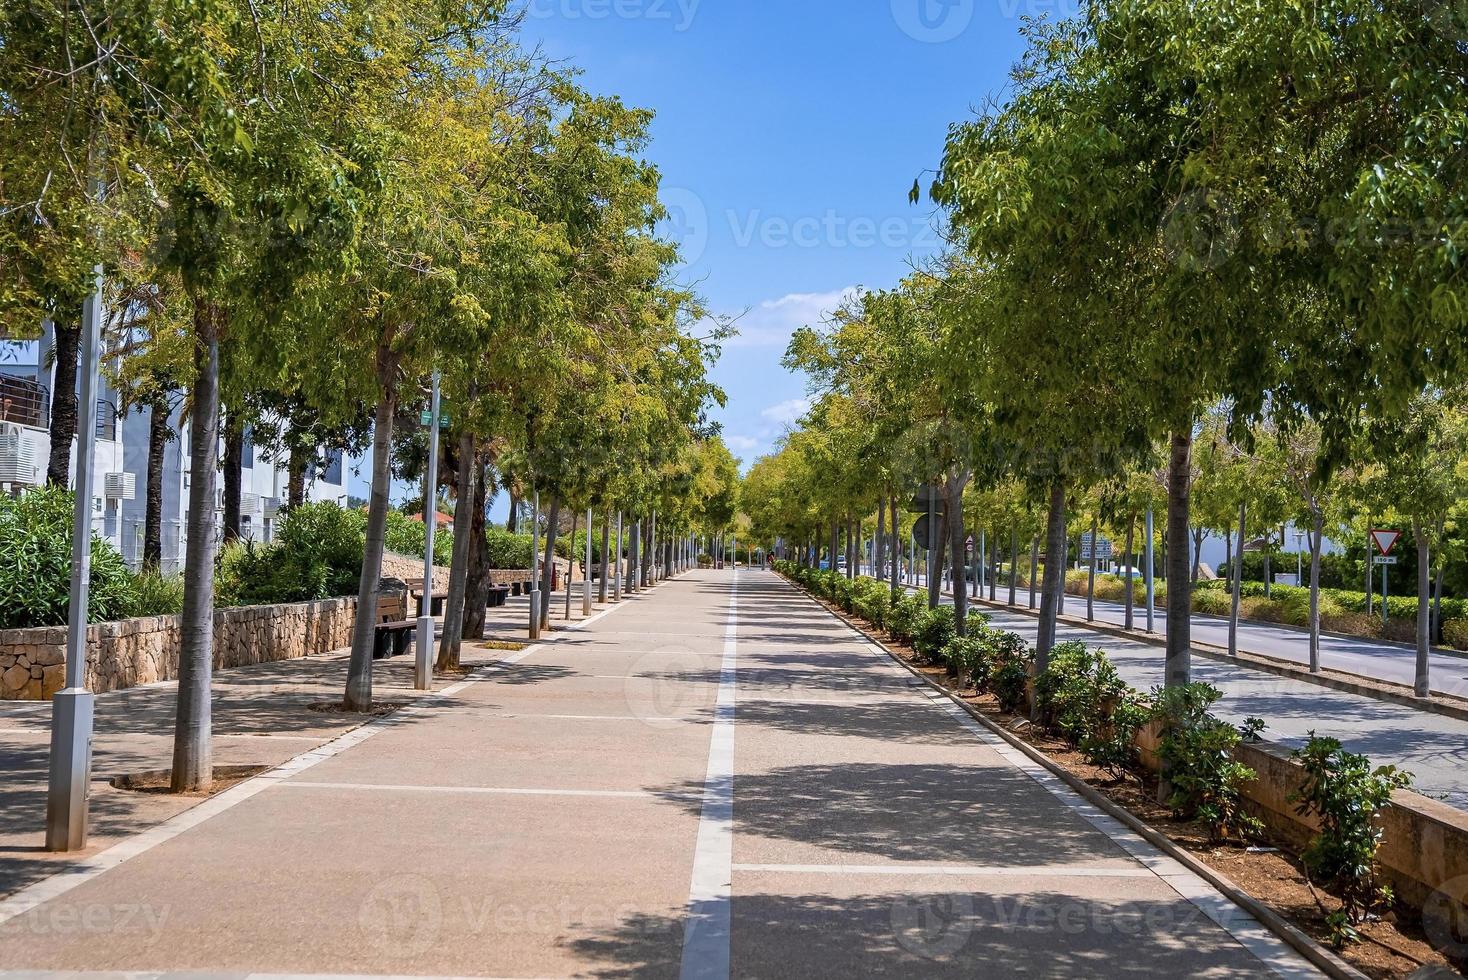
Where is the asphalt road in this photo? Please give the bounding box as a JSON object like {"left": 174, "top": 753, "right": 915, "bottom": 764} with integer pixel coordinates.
{"left": 0, "top": 570, "right": 1318, "bottom": 978}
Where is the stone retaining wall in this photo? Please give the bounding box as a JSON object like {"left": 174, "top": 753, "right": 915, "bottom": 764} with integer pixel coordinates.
{"left": 0, "top": 598, "right": 357, "bottom": 701}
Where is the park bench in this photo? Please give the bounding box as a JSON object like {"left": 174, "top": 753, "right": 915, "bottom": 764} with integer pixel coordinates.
{"left": 405, "top": 578, "right": 446, "bottom": 618}
{"left": 373, "top": 591, "right": 415, "bottom": 660}
{"left": 486, "top": 584, "right": 511, "bottom": 608}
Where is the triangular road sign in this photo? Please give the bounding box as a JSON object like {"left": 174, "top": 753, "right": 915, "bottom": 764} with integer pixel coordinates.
{"left": 1371, "top": 529, "right": 1402, "bottom": 556}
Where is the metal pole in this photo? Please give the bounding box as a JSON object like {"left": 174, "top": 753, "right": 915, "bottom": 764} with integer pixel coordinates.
{"left": 1144, "top": 507, "right": 1156, "bottom": 633}
{"left": 529, "top": 491, "right": 541, "bottom": 640}
{"left": 614, "top": 512, "right": 623, "bottom": 601}
{"left": 46, "top": 253, "right": 103, "bottom": 852}
{"left": 1383, "top": 562, "right": 1389, "bottom": 626}
{"left": 583, "top": 508, "right": 593, "bottom": 616}
{"left": 415, "top": 370, "right": 441, "bottom": 690}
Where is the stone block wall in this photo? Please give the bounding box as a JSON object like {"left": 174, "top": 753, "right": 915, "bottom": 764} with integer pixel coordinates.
{"left": 0, "top": 597, "right": 357, "bottom": 700}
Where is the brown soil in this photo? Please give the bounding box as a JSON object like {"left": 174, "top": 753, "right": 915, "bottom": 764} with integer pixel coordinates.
{"left": 307, "top": 700, "right": 407, "bottom": 717}
{"left": 802, "top": 588, "right": 1462, "bottom": 979}
{"left": 110, "top": 765, "right": 271, "bottom": 797}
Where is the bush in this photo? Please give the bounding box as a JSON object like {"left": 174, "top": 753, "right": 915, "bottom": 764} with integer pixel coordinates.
{"left": 985, "top": 630, "right": 1032, "bottom": 713}
{"left": 1032, "top": 641, "right": 1147, "bottom": 776}
{"left": 943, "top": 634, "right": 989, "bottom": 689}
{"left": 1445, "top": 619, "right": 1468, "bottom": 651}
{"left": 912, "top": 606, "right": 956, "bottom": 664}
{"left": 126, "top": 569, "right": 185, "bottom": 618}
{"left": 0, "top": 486, "right": 136, "bottom": 628}
{"left": 1152, "top": 683, "right": 1260, "bottom": 843}
{"left": 216, "top": 502, "right": 364, "bottom": 606}
{"left": 384, "top": 510, "right": 451, "bottom": 566}
{"left": 485, "top": 528, "right": 536, "bottom": 570}
{"left": 888, "top": 593, "right": 929, "bottom": 644}
{"left": 1291, "top": 735, "right": 1413, "bottom": 944}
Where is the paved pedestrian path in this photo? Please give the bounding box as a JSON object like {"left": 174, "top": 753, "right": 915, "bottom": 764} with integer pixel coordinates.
{"left": 0, "top": 571, "right": 1318, "bottom": 977}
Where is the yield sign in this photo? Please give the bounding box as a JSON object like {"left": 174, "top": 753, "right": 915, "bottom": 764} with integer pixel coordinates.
{"left": 1371, "top": 529, "right": 1402, "bottom": 557}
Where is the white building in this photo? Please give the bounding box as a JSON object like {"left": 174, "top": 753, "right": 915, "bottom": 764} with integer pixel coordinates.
{"left": 1, "top": 325, "right": 349, "bottom": 574}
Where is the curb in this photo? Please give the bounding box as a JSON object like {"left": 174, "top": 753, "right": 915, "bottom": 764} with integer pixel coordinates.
{"left": 777, "top": 575, "right": 1367, "bottom": 980}
{"left": 962, "top": 595, "right": 1468, "bottom": 725}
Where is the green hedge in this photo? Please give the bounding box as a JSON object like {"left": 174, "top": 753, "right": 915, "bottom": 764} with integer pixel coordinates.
{"left": 0, "top": 486, "right": 137, "bottom": 629}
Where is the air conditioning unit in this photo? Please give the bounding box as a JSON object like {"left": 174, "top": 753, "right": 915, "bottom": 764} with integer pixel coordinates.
{"left": 104, "top": 472, "right": 136, "bottom": 500}
{"left": 0, "top": 424, "right": 40, "bottom": 485}
{"left": 241, "top": 492, "right": 260, "bottom": 514}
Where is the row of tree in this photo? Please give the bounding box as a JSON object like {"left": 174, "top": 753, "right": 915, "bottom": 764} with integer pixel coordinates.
{"left": 1, "top": 1, "right": 736, "bottom": 791}
{"left": 742, "top": 0, "right": 1465, "bottom": 698}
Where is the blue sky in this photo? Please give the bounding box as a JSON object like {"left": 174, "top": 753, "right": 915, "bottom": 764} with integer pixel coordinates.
{"left": 348, "top": 0, "right": 1037, "bottom": 506}
{"left": 517, "top": 0, "right": 1032, "bottom": 470}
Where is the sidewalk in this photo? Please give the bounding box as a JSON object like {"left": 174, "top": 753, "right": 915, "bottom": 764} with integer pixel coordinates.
{"left": 0, "top": 587, "right": 602, "bottom": 899}
{"left": 0, "top": 570, "right": 1320, "bottom": 978}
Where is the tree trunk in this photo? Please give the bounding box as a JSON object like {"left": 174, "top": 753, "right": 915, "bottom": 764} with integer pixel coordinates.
{"left": 564, "top": 511, "right": 578, "bottom": 620}
{"left": 1008, "top": 526, "right": 1018, "bottom": 606}
{"left": 171, "top": 301, "right": 221, "bottom": 793}
{"left": 506, "top": 490, "right": 520, "bottom": 533}
{"left": 1036, "top": 478, "right": 1067, "bottom": 672}
{"left": 1415, "top": 521, "right": 1431, "bottom": 698}
{"left": 437, "top": 433, "right": 477, "bottom": 670}
{"left": 221, "top": 412, "right": 243, "bottom": 544}
{"left": 286, "top": 443, "right": 307, "bottom": 510}
{"left": 1029, "top": 536, "right": 1039, "bottom": 610}
{"left": 946, "top": 476, "right": 968, "bottom": 637}
{"left": 1124, "top": 518, "right": 1136, "bottom": 630}
{"left": 143, "top": 397, "right": 169, "bottom": 570}
{"left": 1164, "top": 429, "right": 1194, "bottom": 689}
{"left": 1308, "top": 507, "right": 1324, "bottom": 674}
{"left": 876, "top": 498, "right": 886, "bottom": 585}
{"left": 540, "top": 499, "right": 561, "bottom": 627}
{"left": 343, "top": 343, "right": 400, "bottom": 712}
{"left": 889, "top": 497, "right": 901, "bottom": 601}
{"left": 1191, "top": 527, "right": 1205, "bottom": 583}
{"left": 1262, "top": 547, "right": 1272, "bottom": 598}
{"left": 462, "top": 454, "right": 491, "bottom": 641}
{"left": 1433, "top": 535, "right": 1445, "bottom": 646}
{"left": 1229, "top": 501, "right": 1246, "bottom": 657}
{"left": 45, "top": 320, "right": 80, "bottom": 488}
{"left": 1087, "top": 514, "right": 1098, "bottom": 621}
{"left": 599, "top": 512, "right": 611, "bottom": 603}
{"left": 829, "top": 521, "right": 839, "bottom": 576}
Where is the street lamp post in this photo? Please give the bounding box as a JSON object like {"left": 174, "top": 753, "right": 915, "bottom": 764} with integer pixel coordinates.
{"left": 415, "top": 370, "right": 441, "bottom": 691}
{"left": 45, "top": 255, "right": 104, "bottom": 852}
{"left": 614, "top": 512, "right": 623, "bottom": 601}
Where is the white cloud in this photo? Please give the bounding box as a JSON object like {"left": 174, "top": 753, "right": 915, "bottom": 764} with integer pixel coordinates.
{"left": 725, "top": 434, "right": 761, "bottom": 453}
{"left": 760, "top": 397, "right": 813, "bottom": 427}
{"left": 721, "top": 287, "right": 860, "bottom": 349}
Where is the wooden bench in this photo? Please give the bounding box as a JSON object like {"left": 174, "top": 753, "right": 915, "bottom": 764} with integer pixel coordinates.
{"left": 373, "top": 592, "right": 415, "bottom": 660}
{"left": 404, "top": 578, "right": 446, "bottom": 618}
{"left": 486, "top": 584, "right": 511, "bottom": 608}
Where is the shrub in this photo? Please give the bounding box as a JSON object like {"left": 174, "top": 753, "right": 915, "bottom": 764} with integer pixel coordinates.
{"left": 985, "top": 630, "right": 1031, "bottom": 713}
{"left": 1152, "top": 683, "right": 1260, "bottom": 843}
{"left": 384, "top": 510, "right": 452, "bottom": 566}
{"left": 1290, "top": 735, "right": 1413, "bottom": 944}
{"left": 0, "top": 486, "right": 136, "bottom": 628}
{"left": 216, "top": 502, "right": 364, "bottom": 606}
{"left": 485, "top": 528, "right": 535, "bottom": 569}
{"left": 1445, "top": 619, "right": 1468, "bottom": 651}
{"left": 943, "top": 634, "right": 989, "bottom": 689}
{"left": 888, "top": 593, "right": 929, "bottom": 644}
{"left": 912, "top": 606, "right": 957, "bottom": 663}
{"left": 1032, "top": 641, "right": 1147, "bottom": 776}
{"left": 126, "top": 569, "right": 185, "bottom": 618}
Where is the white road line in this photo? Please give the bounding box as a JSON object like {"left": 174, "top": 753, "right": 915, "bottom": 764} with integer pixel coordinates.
{"left": 0, "top": 647, "right": 540, "bottom": 929}
{"left": 278, "top": 781, "right": 651, "bottom": 799}
{"left": 678, "top": 571, "right": 737, "bottom": 980}
{"left": 733, "top": 863, "right": 1154, "bottom": 878}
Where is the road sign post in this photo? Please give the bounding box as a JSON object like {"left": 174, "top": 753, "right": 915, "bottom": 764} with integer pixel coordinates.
{"left": 415, "top": 370, "right": 441, "bottom": 691}
{"left": 1371, "top": 530, "right": 1401, "bottom": 626}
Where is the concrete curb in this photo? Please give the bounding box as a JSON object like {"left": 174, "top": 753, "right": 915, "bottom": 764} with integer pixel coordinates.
{"left": 777, "top": 574, "right": 1369, "bottom": 980}
{"left": 963, "top": 595, "right": 1468, "bottom": 725}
